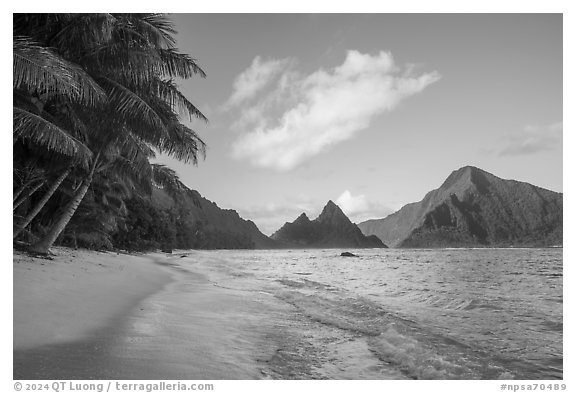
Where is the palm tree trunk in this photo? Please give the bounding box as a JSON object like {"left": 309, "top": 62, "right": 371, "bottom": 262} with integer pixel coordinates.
{"left": 13, "top": 180, "right": 46, "bottom": 211}
{"left": 14, "top": 160, "right": 42, "bottom": 203}
{"left": 28, "top": 175, "right": 92, "bottom": 254}
{"left": 13, "top": 183, "right": 27, "bottom": 203}
{"left": 13, "top": 168, "right": 71, "bottom": 239}
{"left": 29, "top": 152, "right": 100, "bottom": 255}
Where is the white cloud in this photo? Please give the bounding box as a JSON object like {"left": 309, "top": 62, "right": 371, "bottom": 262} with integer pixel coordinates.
{"left": 498, "top": 122, "right": 562, "bottom": 156}
{"left": 225, "top": 56, "right": 293, "bottom": 108}
{"left": 228, "top": 50, "right": 440, "bottom": 171}
{"left": 336, "top": 190, "right": 370, "bottom": 215}
{"left": 335, "top": 190, "right": 394, "bottom": 223}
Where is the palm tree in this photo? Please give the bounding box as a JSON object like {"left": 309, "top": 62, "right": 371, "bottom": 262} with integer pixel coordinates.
{"left": 13, "top": 34, "right": 104, "bottom": 160}
{"left": 13, "top": 16, "right": 104, "bottom": 239}
{"left": 14, "top": 14, "right": 207, "bottom": 254}
{"left": 13, "top": 164, "right": 45, "bottom": 210}
{"left": 13, "top": 167, "right": 72, "bottom": 239}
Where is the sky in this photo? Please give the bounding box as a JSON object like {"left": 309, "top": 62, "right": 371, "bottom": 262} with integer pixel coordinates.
{"left": 156, "top": 14, "right": 563, "bottom": 235}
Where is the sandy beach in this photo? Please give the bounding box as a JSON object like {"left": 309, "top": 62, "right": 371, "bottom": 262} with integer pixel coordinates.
{"left": 14, "top": 248, "right": 172, "bottom": 350}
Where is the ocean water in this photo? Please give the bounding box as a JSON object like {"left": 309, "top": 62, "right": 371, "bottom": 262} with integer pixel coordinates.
{"left": 188, "top": 248, "right": 563, "bottom": 380}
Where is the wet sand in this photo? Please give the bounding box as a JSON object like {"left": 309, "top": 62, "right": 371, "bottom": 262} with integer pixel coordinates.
{"left": 14, "top": 249, "right": 406, "bottom": 380}
{"left": 14, "top": 248, "right": 172, "bottom": 350}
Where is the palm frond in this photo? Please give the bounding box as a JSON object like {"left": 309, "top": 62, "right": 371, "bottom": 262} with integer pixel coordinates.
{"left": 151, "top": 164, "right": 188, "bottom": 197}
{"left": 92, "top": 174, "right": 133, "bottom": 203}
{"left": 104, "top": 155, "right": 153, "bottom": 184}
{"left": 153, "top": 78, "right": 207, "bottom": 122}
{"left": 58, "top": 102, "right": 90, "bottom": 142}
{"left": 159, "top": 123, "right": 206, "bottom": 164}
{"left": 14, "top": 14, "right": 75, "bottom": 44}
{"left": 116, "top": 130, "right": 157, "bottom": 161}
{"left": 83, "top": 45, "right": 160, "bottom": 84}
{"left": 133, "top": 95, "right": 206, "bottom": 164}
{"left": 13, "top": 107, "right": 92, "bottom": 165}
{"left": 50, "top": 14, "right": 116, "bottom": 55}
{"left": 98, "top": 76, "right": 167, "bottom": 135}
{"left": 111, "top": 132, "right": 156, "bottom": 179}
{"left": 117, "top": 13, "right": 177, "bottom": 49}
{"left": 151, "top": 164, "right": 202, "bottom": 207}
{"left": 13, "top": 36, "right": 106, "bottom": 105}
{"left": 83, "top": 45, "right": 206, "bottom": 85}
{"left": 158, "top": 48, "right": 206, "bottom": 79}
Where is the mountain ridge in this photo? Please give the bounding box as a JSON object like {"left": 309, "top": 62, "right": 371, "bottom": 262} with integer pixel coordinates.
{"left": 152, "top": 188, "right": 281, "bottom": 249}
{"left": 271, "top": 201, "right": 387, "bottom": 248}
{"left": 358, "top": 166, "right": 562, "bottom": 248}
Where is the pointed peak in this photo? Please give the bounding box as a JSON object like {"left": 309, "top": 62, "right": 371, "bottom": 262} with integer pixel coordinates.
{"left": 321, "top": 200, "right": 342, "bottom": 213}
{"left": 447, "top": 166, "right": 473, "bottom": 179}
{"left": 442, "top": 166, "right": 475, "bottom": 186}
{"left": 317, "top": 200, "right": 351, "bottom": 225}
{"left": 295, "top": 212, "right": 310, "bottom": 222}
{"left": 439, "top": 165, "right": 496, "bottom": 195}
{"left": 455, "top": 165, "right": 493, "bottom": 177}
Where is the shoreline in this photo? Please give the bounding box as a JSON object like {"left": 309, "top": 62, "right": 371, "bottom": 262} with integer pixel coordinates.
{"left": 13, "top": 247, "right": 173, "bottom": 351}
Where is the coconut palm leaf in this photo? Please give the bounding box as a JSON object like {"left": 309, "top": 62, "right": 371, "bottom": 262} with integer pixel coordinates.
{"left": 97, "top": 76, "right": 168, "bottom": 135}
{"left": 152, "top": 78, "right": 207, "bottom": 122}
{"left": 96, "top": 127, "right": 157, "bottom": 181}
{"left": 49, "top": 14, "right": 116, "bottom": 57}
{"left": 151, "top": 164, "right": 202, "bottom": 207}
{"left": 83, "top": 46, "right": 161, "bottom": 84}
{"left": 58, "top": 102, "right": 90, "bottom": 142}
{"left": 158, "top": 48, "right": 206, "bottom": 79}
{"left": 13, "top": 36, "right": 106, "bottom": 105}
{"left": 14, "top": 107, "right": 92, "bottom": 164}
{"left": 151, "top": 163, "right": 199, "bottom": 207}
{"left": 132, "top": 95, "right": 205, "bottom": 164}
{"left": 151, "top": 164, "right": 184, "bottom": 190}
{"left": 116, "top": 13, "right": 177, "bottom": 49}
{"left": 160, "top": 123, "right": 206, "bottom": 164}
{"left": 101, "top": 155, "right": 153, "bottom": 188}
{"left": 91, "top": 174, "right": 133, "bottom": 206}
{"left": 82, "top": 46, "right": 206, "bottom": 89}
{"left": 91, "top": 46, "right": 206, "bottom": 80}
{"left": 116, "top": 130, "right": 157, "bottom": 162}
{"left": 13, "top": 14, "right": 75, "bottom": 53}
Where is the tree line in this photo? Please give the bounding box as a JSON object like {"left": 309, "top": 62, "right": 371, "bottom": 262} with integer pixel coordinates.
{"left": 13, "top": 13, "right": 208, "bottom": 254}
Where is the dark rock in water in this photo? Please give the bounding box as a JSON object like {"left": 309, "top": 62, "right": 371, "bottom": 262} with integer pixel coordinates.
{"left": 271, "top": 200, "right": 388, "bottom": 249}
{"left": 340, "top": 252, "right": 358, "bottom": 257}
{"left": 358, "top": 165, "right": 563, "bottom": 248}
